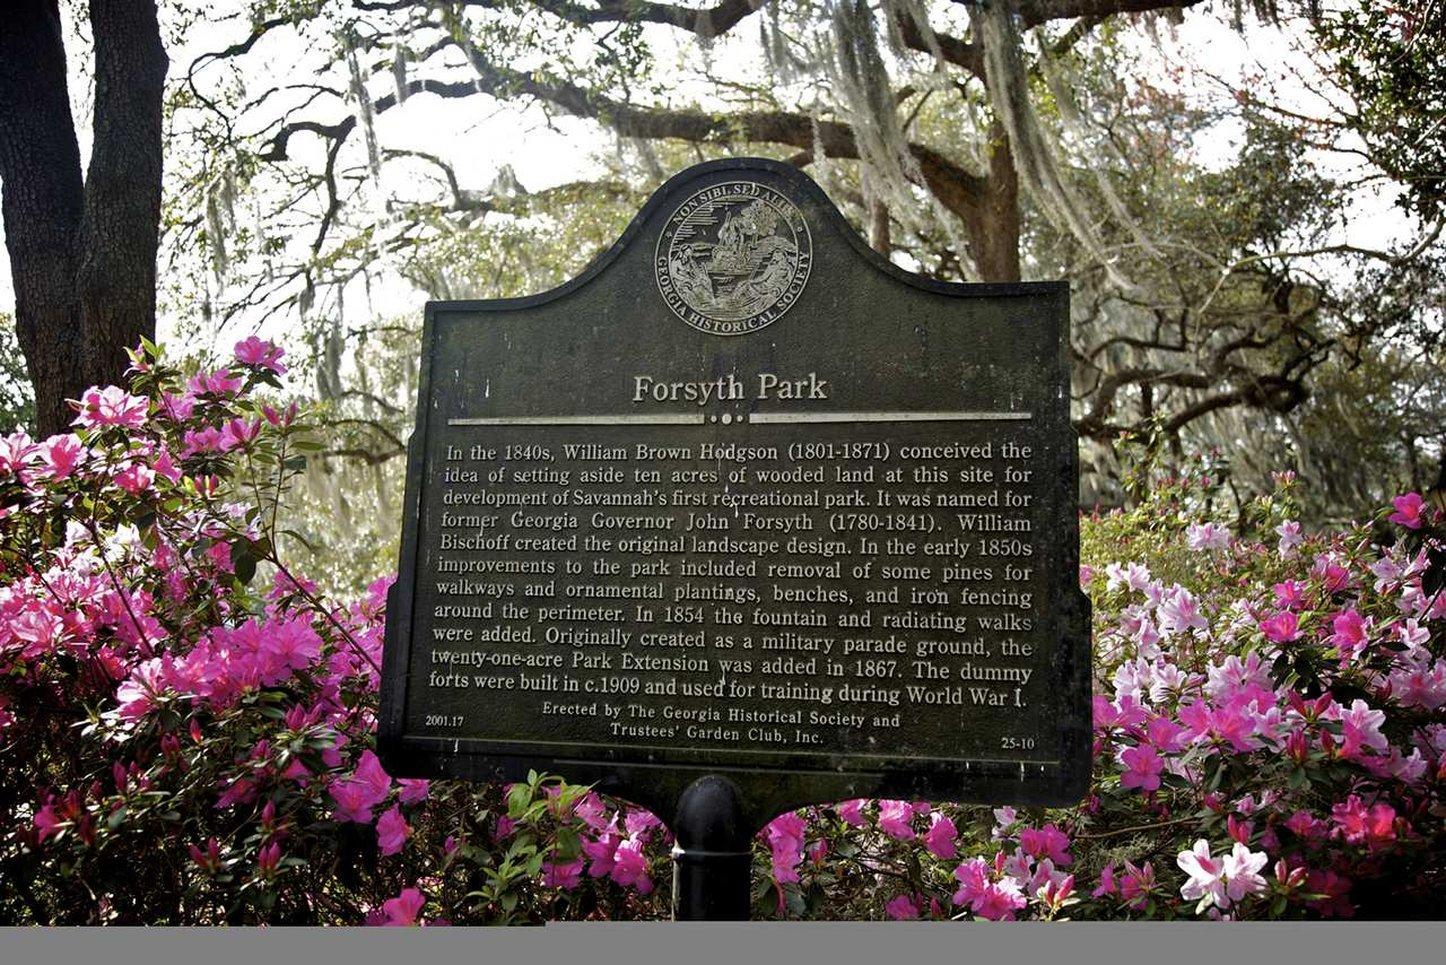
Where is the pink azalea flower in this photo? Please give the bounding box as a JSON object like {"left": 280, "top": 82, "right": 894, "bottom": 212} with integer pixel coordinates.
{"left": 1018, "top": 824, "right": 1072, "bottom": 866}
{"left": 971, "top": 879, "right": 1027, "bottom": 921}
{"left": 885, "top": 894, "right": 921, "bottom": 920}
{"left": 1284, "top": 810, "right": 1328, "bottom": 840}
{"left": 74, "top": 386, "right": 148, "bottom": 429}
{"left": 1389, "top": 650, "right": 1446, "bottom": 710}
{"left": 1157, "top": 586, "right": 1209, "bottom": 636}
{"left": 1306, "top": 869, "right": 1355, "bottom": 918}
{"left": 1331, "top": 795, "right": 1396, "bottom": 848}
{"left": 609, "top": 836, "right": 653, "bottom": 894}
{"left": 379, "top": 887, "right": 425, "bottom": 926}
{"left": 33, "top": 802, "right": 63, "bottom": 842}
{"left": 157, "top": 391, "right": 196, "bottom": 422}
{"left": 542, "top": 858, "right": 585, "bottom": 890}
{"left": 377, "top": 804, "right": 410, "bottom": 856}
{"left": 951, "top": 856, "right": 990, "bottom": 907}
{"left": 1313, "top": 556, "right": 1352, "bottom": 594}
{"left": 765, "top": 811, "right": 808, "bottom": 883}
{"left": 115, "top": 657, "right": 167, "bottom": 720}
{"left": 1186, "top": 522, "right": 1231, "bottom": 552}
{"left": 1221, "top": 842, "right": 1268, "bottom": 904}
{"left": 398, "top": 779, "right": 430, "bottom": 805}
{"left": 924, "top": 812, "right": 958, "bottom": 859}
{"left": 1370, "top": 556, "right": 1404, "bottom": 592}
{"left": 1272, "top": 580, "right": 1307, "bottom": 610}
{"left": 991, "top": 806, "right": 1018, "bottom": 836}
{"left": 235, "top": 336, "right": 288, "bottom": 374}
{"left": 181, "top": 426, "right": 224, "bottom": 457}
{"left": 215, "top": 777, "right": 256, "bottom": 809}
{"left": 1093, "top": 694, "right": 1148, "bottom": 731}
{"left": 187, "top": 369, "right": 244, "bottom": 398}
{"left": 581, "top": 828, "right": 622, "bottom": 877}
{"left": 11, "top": 604, "right": 67, "bottom": 655}
{"left": 1145, "top": 715, "right": 1187, "bottom": 753}
{"left": 1259, "top": 610, "right": 1300, "bottom": 643}
{"left": 262, "top": 401, "right": 299, "bottom": 427}
{"left": 1092, "top": 863, "right": 1117, "bottom": 898}
{"left": 1275, "top": 520, "right": 1303, "bottom": 556}
{"left": 257, "top": 841, "right": 282, "bottom": 875}
{"left": 1396, "top": 618, "right": 1429, "bottom": 648}
{"left": 114, "top": 462, "right": 155, "bottom": 495}
{"left": 260, "top": 616, "right": 323, "bottom": 675}
{"left": 877, "top": 800, "right": 915, "bottom": 840}
{"left": 1338, "top": 699, "right": 1388, "bottom": 759}
{"left": 1205, "top": 652, "right": 1269, "bottom": 699}
{"left": 353, "top": 750, "right": 393, "bottom": 794}
{"left": 152, "top": 448, "right": 182, "bottom": 483}
{"left": 1388, "top": 492, "right": 1425, "bottom": 529}
{"left": 1329, "top": 609, "right": 1371, "bottom": 660}
{"left": 0, "top": 429, "right": 36, "bottom": 478}
{"left": 39, "top": 434, "right": 84, "bottom": 479}
{"left": 219, "top": 418, "right": 262, "bottom": 451}
{"left": 1118, "top": 860, "right": 1155, "bottom": 910}
{"left": 571, "top": 791, "right": 608, "bottom": 831}
{"left": 1214, "top": 701, "right": 1262, "bottom": 752}
{"left": 1038, "top": 873, "right": 1076, "bottom": 911}
{"left": 1119, "top": 743, "right": 1163, "bottom": 792}
{"left": 624, "top": 809, "right": 663, "bottom": 839}
{"left": 1105, "top": 561, "right": 1152, "bottom": 593}
{"left": 329, "top": 750, "right": 392, "bottom": 824}
{"left": 1177, "top": 839, "right": 1228, "bottom": 910}
{"left": 188, "top": 837, "right": 222, "bottom": 872}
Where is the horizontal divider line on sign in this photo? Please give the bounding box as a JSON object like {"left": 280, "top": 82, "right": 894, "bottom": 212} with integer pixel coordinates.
{"left": 749, "top": 411, "right": 1032, "bottom": 423}
{"left": 449, "top": 414, "right": 706, "bottom": 425}
{"left": 403, "top": 734, "right": 1061, "bottom": 768}
{"left": 447, "top": 411, "right": 1033, "bottom": 426}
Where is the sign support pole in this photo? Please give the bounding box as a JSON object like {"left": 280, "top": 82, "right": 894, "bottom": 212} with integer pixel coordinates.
{"left": 670, "top": 775, "right": 753, "bottom": 921}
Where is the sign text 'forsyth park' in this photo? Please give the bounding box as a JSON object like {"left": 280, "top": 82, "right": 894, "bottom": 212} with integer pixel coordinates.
{"left": 379, "top": 159, "right": 1090, "bottom": 825}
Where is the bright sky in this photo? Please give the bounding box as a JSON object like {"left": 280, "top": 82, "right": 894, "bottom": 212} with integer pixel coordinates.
{"left": 0, "top": 4, "right": 1418, "bottom": 348}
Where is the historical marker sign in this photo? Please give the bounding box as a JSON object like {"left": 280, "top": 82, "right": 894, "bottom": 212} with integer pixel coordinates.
{"left": 379, "top": 158, "right": 1090, "bottom": 835}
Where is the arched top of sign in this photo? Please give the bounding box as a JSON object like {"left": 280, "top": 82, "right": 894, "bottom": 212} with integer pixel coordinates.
{"left": 435, "top": 157, "right": 1061, "bottom": 316}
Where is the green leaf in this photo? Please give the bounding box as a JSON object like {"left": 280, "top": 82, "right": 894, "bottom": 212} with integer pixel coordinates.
{"left": 506, "top": 782, "right": 533, "bottom": 818}
{"left": 554, "top": 827, "right": 581, "bottom": 861}
{"left": 232, "top": 541, "right": 257, "bottom": 585}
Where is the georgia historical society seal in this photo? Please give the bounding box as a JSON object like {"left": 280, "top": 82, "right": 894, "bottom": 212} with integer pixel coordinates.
{"left": 655, "top": 180, "right": 812, "bottom": 335}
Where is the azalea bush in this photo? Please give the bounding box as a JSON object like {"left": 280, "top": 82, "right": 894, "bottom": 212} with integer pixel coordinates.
{"left": 0, "top": 342, "right": 662, "bottom": 925}
{"left": 765, "top": 473, "right": 1446, "bottom": 921}
{"left": 1, "top": 345, "right": 1442, "bottom": 923}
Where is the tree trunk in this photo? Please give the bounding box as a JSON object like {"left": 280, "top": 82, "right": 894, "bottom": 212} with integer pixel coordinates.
{"left": 0, "top": 0, "right": 85, "bottom": 437}
{"left": 77, "top": 0, "right": 168, "bottom": 391}
{"left": 867, "top": 196, "right": 891, "bottom": 256}
{"left": 0, "top": 0, "right": 167, "bottom": 438}
{"left": 977, "top": 122, "right": 1022, "bottom": 283}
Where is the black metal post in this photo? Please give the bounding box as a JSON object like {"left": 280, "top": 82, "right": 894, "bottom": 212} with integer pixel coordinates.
{"left": 670, "top": 775, "right": 753, "bottom": 920}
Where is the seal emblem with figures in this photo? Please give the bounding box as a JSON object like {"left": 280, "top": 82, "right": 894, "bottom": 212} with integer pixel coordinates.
{"left": 655, "top": 180, "right": 812, "bottom": 335}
